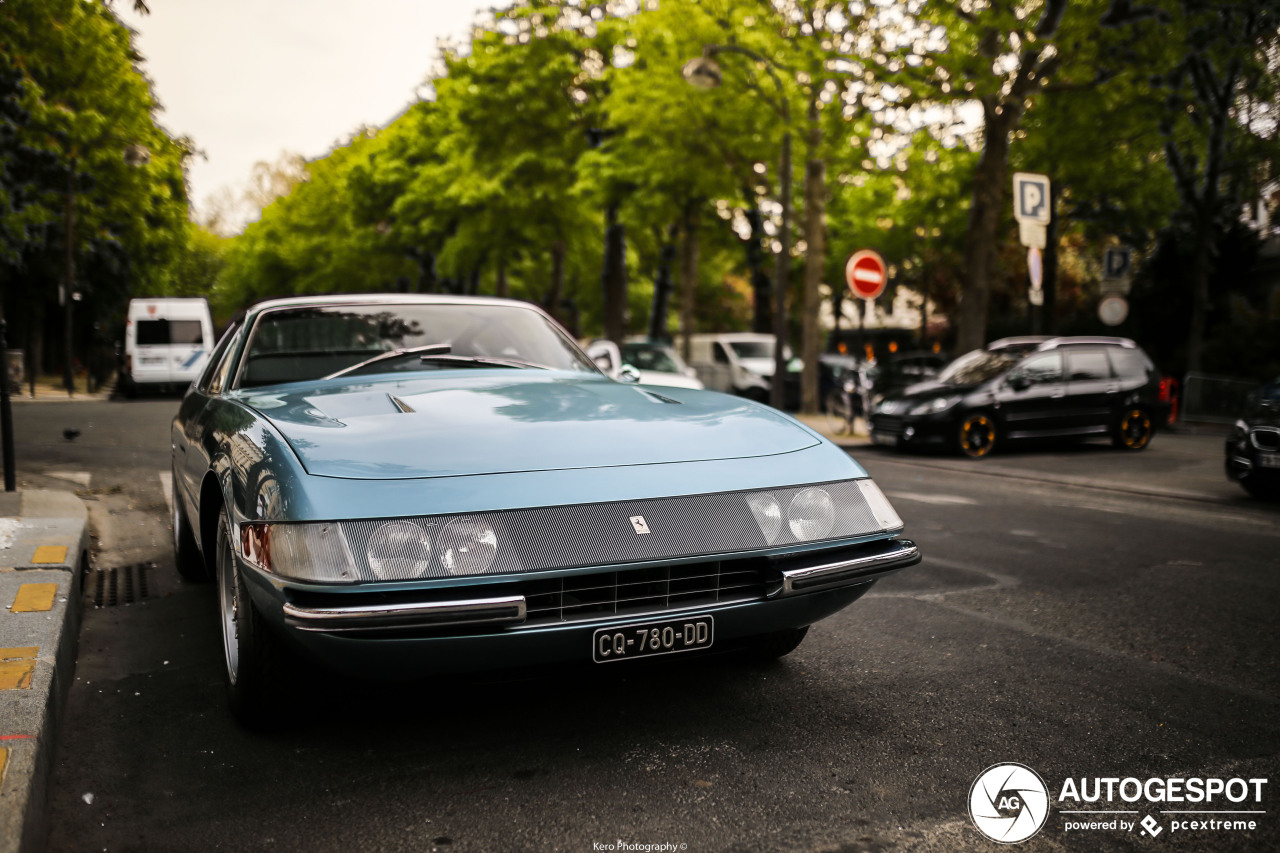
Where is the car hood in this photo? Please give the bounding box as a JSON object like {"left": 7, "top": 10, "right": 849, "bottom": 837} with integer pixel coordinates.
{"left": 239, "top": 371, "right": 820, "bottom": 479}
{"left": 877, "top": 382, "right": 979, "bottom": 412}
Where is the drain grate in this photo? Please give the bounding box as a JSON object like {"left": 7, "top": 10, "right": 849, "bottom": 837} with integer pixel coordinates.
{"left": 91, "top": 562, "right": 153, "bottom": 607}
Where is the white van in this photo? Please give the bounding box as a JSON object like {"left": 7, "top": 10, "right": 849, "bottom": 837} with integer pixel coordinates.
{"left": 121, "top": 298, "right": 215, "bottom": 394}
{"left": 686, "top": 332, "right": 799, "bottom": 402}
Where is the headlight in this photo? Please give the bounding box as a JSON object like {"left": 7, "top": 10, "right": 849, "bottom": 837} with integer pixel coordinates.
{"left": 1233, "top": 419, "right": 1250, "bottom": 443}
{"left": 366, "top": 520, "right": 432, "bottom": 580}
{"left": 746, "top": 493, "right": 783, "bottom": 544}
{"left": 787, "top": 488, "right": 836, "bottom": 540}
{"left": 908, "top": 395, "right": 960, "bottom": 416}
{"left": 439, "top": 516, "right": 499, "bottom": 575}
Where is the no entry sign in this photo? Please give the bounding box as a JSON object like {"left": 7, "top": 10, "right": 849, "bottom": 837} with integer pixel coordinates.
{"left": 845, "top": 249, "right": 887, "bottom": 300}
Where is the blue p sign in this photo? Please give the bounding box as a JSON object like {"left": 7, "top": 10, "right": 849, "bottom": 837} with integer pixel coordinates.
{"left": 1104, "top": 247, "right": 1132, "bottom": 279}
{"left": 1013, "top": 173, "right": 1051, "bottom": 224}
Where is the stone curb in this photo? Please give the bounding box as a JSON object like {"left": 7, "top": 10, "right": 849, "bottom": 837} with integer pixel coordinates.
{"left": 0, "top": 491, "right": 88, "bottom": 853}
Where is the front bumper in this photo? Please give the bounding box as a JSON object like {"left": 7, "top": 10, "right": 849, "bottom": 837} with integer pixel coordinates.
{"left": 869, "top": 411, "right": 956, "bottom": 448}
{"left": 247, "top": 536, "right": 920, "bottom": 677}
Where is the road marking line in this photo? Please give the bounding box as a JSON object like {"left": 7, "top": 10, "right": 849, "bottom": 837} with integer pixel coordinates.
{"left": 159, "top": 470, "right": 173, "bottom": 517}
{"left": 0, "top": 747, "right": 7, "bottom": 788}
{"left": 0, "top": 648, "right": 38, "bottom": 690}
{"left": 45, "top": 470, "right": 91, "bottom": 488}
{"left": 30, "top": 545, "right": 68, "bottom": 565}
{"left": 11, "top": 583, "right": 58, "bottom": 613}
{"left": 887, "top": 491, "right": 977, "bottom": 506}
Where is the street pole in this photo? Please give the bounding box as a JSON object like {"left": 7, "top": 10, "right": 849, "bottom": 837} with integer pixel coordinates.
{"left": 1, "top": 317, "right": 15, "bottom": 492}
{"left": 62, "top": 161, "right": 77, "bottom": 397}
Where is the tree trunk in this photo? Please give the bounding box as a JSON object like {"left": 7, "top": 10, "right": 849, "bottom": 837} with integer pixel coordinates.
{"left": 546, "top": 240, "right": 566, "bottom": 322}
{"left": 495, "top": 256, "right": 509, "bottom": 299}
{"left": 801, "top": 97, "right": 826, "bottom": 415}
{"left": 62, "top": 176, "right": 77, "bottom": 397}
{"left": 956, "top": 100, "right": 1014, "bottom": 354}
{"left": 678, "top": 202, "right": 699, "bottom": 362}
{"left": 601, "top": 204, "right": 627, "bottom": 344}
{"left": 649, "top": 225, "right": 678, "bottom": 340}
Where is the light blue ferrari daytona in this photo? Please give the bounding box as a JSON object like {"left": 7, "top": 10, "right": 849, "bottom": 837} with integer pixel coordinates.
{"left": 170, "top": 294, "right": 919, "bottom": 727}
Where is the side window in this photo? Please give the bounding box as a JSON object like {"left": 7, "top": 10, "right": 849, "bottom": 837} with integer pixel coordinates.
{"left": 201, "top": 323, "right": 241, "bottom": 394}
{"left": 1018, "top": 352, "right": 1063, "bottom": 384}
{"left": 1108, "top": 348, "right": 1150, "bottom": 380}
{"left": 135, "top": 319, "right": 169, "bottom": 345}
{"left": 1066, "top": 350, "right": 1113, "bottom": 381}
{"left": 713, "top": 343, "right": 730, "bottom": 364}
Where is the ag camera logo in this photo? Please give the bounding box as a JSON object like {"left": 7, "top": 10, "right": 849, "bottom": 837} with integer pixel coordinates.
{"left": 969, "top": 763, "right": 1051, "bottom": 843}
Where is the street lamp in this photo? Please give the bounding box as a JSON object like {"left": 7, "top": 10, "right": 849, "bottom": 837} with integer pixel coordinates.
{"left": 684, "top": 46, "right": 792, "bottom": 410}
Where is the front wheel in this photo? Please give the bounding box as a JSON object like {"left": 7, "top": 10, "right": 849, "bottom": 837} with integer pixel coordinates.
{"left": 217, "top": 512, "right": 293, "bottom": 728}
{"left": 1112, "top": 407, "right": 1153, "bottom": 451}
{"left": 957, "top": 412, "right": 997, "bottom": 458}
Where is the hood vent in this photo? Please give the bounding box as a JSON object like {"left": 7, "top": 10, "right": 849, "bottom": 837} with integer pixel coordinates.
{"left": 388, "top": 394, "right": 416, "bottom": 413}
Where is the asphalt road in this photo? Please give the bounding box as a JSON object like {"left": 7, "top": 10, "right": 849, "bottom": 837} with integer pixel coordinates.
{"left": 10, "top": 397, "right": 1279, "bottom": 852}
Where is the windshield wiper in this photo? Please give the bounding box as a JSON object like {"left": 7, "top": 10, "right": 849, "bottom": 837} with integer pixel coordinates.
{"left": 417, "top": 354, "right": 547, "bottom": 370}
{"left": 324, "top": 344, "right": 452, "bottom": 379}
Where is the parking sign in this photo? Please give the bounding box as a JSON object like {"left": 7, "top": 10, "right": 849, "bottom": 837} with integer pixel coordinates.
{"left": 1103, "top": 247, "right": 1133, "bottom": 280}
{"left": 1013, "top": 173, "right": 1051, "bottom": 225}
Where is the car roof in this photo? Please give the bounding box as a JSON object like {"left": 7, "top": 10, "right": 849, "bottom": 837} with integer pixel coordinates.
{"left": 1036, "top": 336, "right": 1137, "bottom": 350}
{"left": 247, "top": 293, "right": 534, "bottom": 315}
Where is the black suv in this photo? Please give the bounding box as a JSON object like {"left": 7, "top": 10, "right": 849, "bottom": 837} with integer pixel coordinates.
{"left": 869, "top": 337, "right": 1170, "bottom": 458}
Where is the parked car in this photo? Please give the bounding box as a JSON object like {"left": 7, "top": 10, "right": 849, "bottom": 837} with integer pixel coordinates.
{"left": 583, "top": 338, "right": 703, "bottom": 389}
{"left": 687, "top": 332, "right": 800, "bottom": 406}
{"left": 171, "top": 295, "right": 920, "bottom": 726}
{"left": 864, "top": 350, "right": 948, "bottom": 402}
{"left": 869, "top": 336, "right": 1170, "bottom": 458}
{"left": 120, "top": 297, "right": 215, "bottom": 395}
{"left": 1224, "top": 379, "right": 1280, "bottom": 498}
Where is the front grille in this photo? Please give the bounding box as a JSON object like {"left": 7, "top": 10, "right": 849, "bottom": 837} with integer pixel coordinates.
{"left": 871, "top": 415, "right": 905, "bottom": 434}
{"left": 522, "top": 560, "right": 767, "bottom": 626}
{"left": 284, "top": 557, "right": 771, "bottom": 632}
{"left": 1252, "top": 428, "right": 1280, "bottom": 452}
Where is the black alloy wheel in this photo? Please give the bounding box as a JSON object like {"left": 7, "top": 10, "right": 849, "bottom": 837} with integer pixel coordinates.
{"left": 1113, "top": 407, "right": 1153, "bottom": 451}
{"left": 958, "top": 412, "right": 997, "bottom": 458}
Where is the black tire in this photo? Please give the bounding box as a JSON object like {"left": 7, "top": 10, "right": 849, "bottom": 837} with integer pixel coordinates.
{"left": 216, "top": 511, "right": 293, "bottom": 729}
{"left": 1241, "top": 476, "right": 1280, "bottom": 500}
{"left": 746, "top": 626, "right": 809, "bottom": 660}
{"left": 171, "top": 469, "right": 209, "bottom": 582}
{"left": 957, "top": 411, "right": 997, "bottom": 458}
{"left": 1112, "top": 407, "right": 1153, "bottom": 451}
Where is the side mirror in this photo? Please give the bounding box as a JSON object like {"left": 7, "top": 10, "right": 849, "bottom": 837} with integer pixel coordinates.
{"left": 585, "top": 341, "right": 621, "bottom": 377}
{"left": 618, "top": 364, "right": 642, "bottom": 384}
{"left": 1008, "top": 374, "right": 1032, "bottom": 391}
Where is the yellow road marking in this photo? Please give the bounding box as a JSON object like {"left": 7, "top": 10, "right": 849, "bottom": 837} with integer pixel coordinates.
{"left": 0, "top": 747, "right": 7, "bottom": 788}
{"left": 11, "top": 583, "right": 58, "bottom": 613}
{"left": 0, "top": 648, "right": 38, "bottom": 690}
{"left": 30, "top": 546, "right": 68, "bottom": 565}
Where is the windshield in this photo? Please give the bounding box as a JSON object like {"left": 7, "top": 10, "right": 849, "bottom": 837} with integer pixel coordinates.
{"left": 235, "top": 302, "right": 595, "bottom": 388}
{"left": 934, "top": 349, "right": 1018, "bottom": 385}
{"left": 621, "top": 343, "right": 682, "bottom": 373}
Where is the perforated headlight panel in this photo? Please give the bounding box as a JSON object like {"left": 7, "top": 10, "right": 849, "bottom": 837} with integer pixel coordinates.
{"left": 245, "top": 479, "right": 893, "bottom": 584}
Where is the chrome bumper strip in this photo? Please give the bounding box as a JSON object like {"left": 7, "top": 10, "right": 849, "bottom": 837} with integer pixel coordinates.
{"left": 774, "top": 539, "right": 920, "bottom": 597}
{"left": 283, "top": 595, "right": 527, "bottom": 632}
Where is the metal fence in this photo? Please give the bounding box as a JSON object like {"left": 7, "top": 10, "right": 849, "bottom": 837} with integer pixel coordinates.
{"left": 1180, "top": 373, "right": 1258, "bottom": 423}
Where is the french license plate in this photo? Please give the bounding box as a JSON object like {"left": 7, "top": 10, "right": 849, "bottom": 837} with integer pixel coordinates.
{"left": 1260, "top": 453, "right": 1280, "bottom": 469}
{"left": 872, "top": 432, "right": 898, "bottom": 447}
{"left": 593, "top": 615, "right": 713, "bottom": 663}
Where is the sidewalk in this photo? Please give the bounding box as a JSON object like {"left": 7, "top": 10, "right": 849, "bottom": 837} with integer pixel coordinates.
{"left": 790, "top": 411, "right": 872, "bottom": 449}
{"left": 7, "top": 375, "right": 115, "bottom": 403}
{"left": 0, "top": 490, "right": 89, "bottom": 853}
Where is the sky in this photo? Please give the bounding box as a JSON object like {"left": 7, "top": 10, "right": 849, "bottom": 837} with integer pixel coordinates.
{"left": 115, "top": 0, "right": 495, "bottom": 233}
